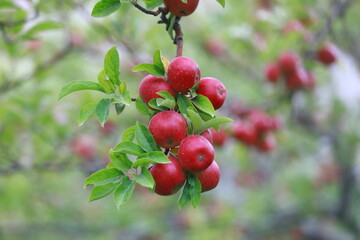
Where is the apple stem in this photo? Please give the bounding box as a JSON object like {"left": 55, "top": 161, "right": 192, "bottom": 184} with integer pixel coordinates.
{"left": 174, "top": 18, "right": 183, "bottom": 57}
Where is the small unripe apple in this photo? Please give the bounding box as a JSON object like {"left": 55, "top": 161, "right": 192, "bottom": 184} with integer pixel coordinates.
{"left": 195, "top": 160, "right": 220, "bottom": 192}
{"left": 209, "top": 128, "right": 228, "bottom": 146}
{"left": 278, "top": 52, "right": 300, "bottom": 75}
{"left": 317, "top": 44, "right": 337, "bottom": 66}
{"left": 150, "top": 156, "right": 186, "bottom": 195}
{"left": 196, "top": 77, "right": 226, "bottom": 110}
{"left": 178, "top": 135, "right": 214, "bottom": 172}
{"left": 167, "top": 56, "right": 201, "bottom": 93}
{"left": 163, "top": 0, "right": 199, "bottom": 17}
{"left": 264, "top": 63, "right": 280, "bottom": 83}
{"left": 138, "top": 75, "right": 175, "bottom": 104}
{"left": 200, "top": 129, "right": 213, "bottom": 144}
{"left": 149, "top": 111, "right": 187, "bottom": 149}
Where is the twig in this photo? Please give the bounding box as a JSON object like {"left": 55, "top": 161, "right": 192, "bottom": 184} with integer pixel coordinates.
{"left": 174, "top": 17, "right": 183, "bottom": 57}
{"left": 130, "top": 0, "right": 164, "bottom": 16}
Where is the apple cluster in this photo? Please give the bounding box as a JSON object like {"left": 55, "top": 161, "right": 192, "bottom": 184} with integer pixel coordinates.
{"left": 264, "top": 51, "right": 315, "bottom": 90}
{"left": 138, "top": 56, "right": 227, "bottom": 196}
{"left": 231, "top": 108, "right": 281, "bottom": 152}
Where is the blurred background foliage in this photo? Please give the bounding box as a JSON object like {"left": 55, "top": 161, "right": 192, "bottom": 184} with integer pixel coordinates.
{"left": 1, "top": 0, "right": 360, "bottom": 239}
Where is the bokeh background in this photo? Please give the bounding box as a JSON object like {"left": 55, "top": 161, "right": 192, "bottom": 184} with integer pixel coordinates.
{"left": 1, "top": 0, "right": 360, "bottom": 239}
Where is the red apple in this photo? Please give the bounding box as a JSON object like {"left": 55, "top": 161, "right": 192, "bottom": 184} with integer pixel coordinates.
{"left": 70, "top": 135, "right": 97, "bottom": 160}
{"left": 163, "top": 0, "right": 199, "bottom": 17}
{"left": 149, "top": 111, "right": 187, "bottom": 149}
{"left": 196, "top": 77, "right": 226, "bottom": 110}
{"left": 317, "top": 44, "right": 337, "bottom": 66}
{"left": 178, "top": 135, "right": 214, "bottom": 172}
{"left": 200, "top": 129, "right": 213, "bottom": 144}
{"left": 209, "top": 128, "right": 228, "bottom": 146}
{"left": 256, "top": 133, "right": 276, "bottom": 152}
{"left": 286, "top": 67, "right": 308, "bottom": 90}
{"left": 150, "top": 156, "right": 186, "bottom": 195}
{"left": 195, "top": 160, "right": 220, "bottom": 192}
{"left": 204, "top": 38, "right": 227, "bottom": 57}
{"left": 278, "top": 52, "right": 300, "bottom": 75}
{"left": 264, "top": 62, "right": 280, "bottom": 83}
{"left": 282, "top": 20, "right": 304, "bottom": 34}
{"left": 138, "top": 75, "right": 175, "bottom": 105}
{"left": 99, "top": 121, "right": 117, "bottom": 135}
{"left": 167, "top": 56, "right": 201, "bottom": 93}
{"left": 233, "top": 121, "right": 257, "bottom": 145}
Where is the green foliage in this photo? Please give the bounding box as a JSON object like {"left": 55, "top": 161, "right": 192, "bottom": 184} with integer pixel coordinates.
{"left": 113, "top": 176, "right": 136, "bottom": 208}
{"left": 84, "top": 168, "right": 123, "bottom": 188}
{"left": 58, "top": 81, "right": 105, "bottom": 100}
{"left": 177, "top": 174, "right": 202, "bottom": 208}
{"left": 95, "top": 98, "right": 112, "bottom": 126}
{"left": 91, "top": 0, "right": 121, "bottom": 18}
{"left": 78, "top": 103, "right": 97, "bottom": 126}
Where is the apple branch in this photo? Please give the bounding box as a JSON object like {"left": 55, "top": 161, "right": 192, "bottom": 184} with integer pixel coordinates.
{"left": 130, "top": 0, "right": 166, "bottom": 16}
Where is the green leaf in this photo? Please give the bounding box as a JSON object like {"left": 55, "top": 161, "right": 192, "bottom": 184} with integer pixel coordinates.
{"left": 200, "top": 117, "right": 233, "bottom": 132}
{"left": 23, "top": 21, "right": 62, "bottom": 38}
{"left": 136, "top": 96, "right": 152, "bottom": 115}
{"left": 133, "top": 167, "right": 155, "bottom": 189}
{"left": 135, "top": 122, "right": 159, "bottom": 152}
{"left": 143, "top": 0, "right": 163, "bottom": 9}
{"left": 115, "top": 103, "right": 125, "bottom": 115}
{"left": 58, "top": 81, "right": 105, "bottom": 100}
{"left": 115, "top": 90, "right": 131, "bottom": 106}
{"left": 113, "top": 176, "right": 136, "bottom": 209}
{"left": 177, "top": 95, "right": 193, "bottom": 116}
{"left": 104, "top": 47, "right": 120, "bottom": 85}
{"left": 112, "top": 141, "right": 145, "bottom": 156}
{"left": 156, "top": 90, "right": 175, "bottom": 102}
{"left": 188, "top": 174, "right": 202, "bottom": 207}
{"left": 106, "top": 162, "right": 116, "bottom": 169}
{"left": 122, "top": 125, "right": 136, "bottom": 142}
{"left": 216, "top": 0, "right": 225, "bottom": 8}
{"left": 78, "top": 103, "right": 96, "bottom": 126}
{"left": 153, "top": 50, "right": 165, "bottom": 73}
{"left": 132, "top": 63, "right": 164, "bottom": 77}
{"left": 187, "top": 108, "right": 204, "bottom": 133}
{"left": 182, "top": 0, "right": 188, "bottom": 3}
{"left": 91, "top": 0, "right": 121, "bottom": 18}
{"left": 118, "top": 81, "right": 127, "bottom": 94}
{"left": 132, "top": 151, "right": 170, "bottom": 168}
{"left": 156, "top": 98, "right": 176, "bottom": 109}
{"left": 109, "top": 151, "right": 133, "bottom": 173}
{"left": 98, "top": 69, "right": 115, "bottom": 93}
{"left": 89, "top": 182, "right": 119, "bottom": 202}
{"left": 192, "top": 94, "right": 215, "bottom": 117}
{"left": 148, "top": 98, "right": 169, "bottom": 111}
{"left": 178, "top": 180, "right": 191, "bottom": 208}
{"left": 96, "top": 98, "right": 112, "bottom": 127}
{"left": 84, "top": 168, "right": 123, "bottom": 188}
